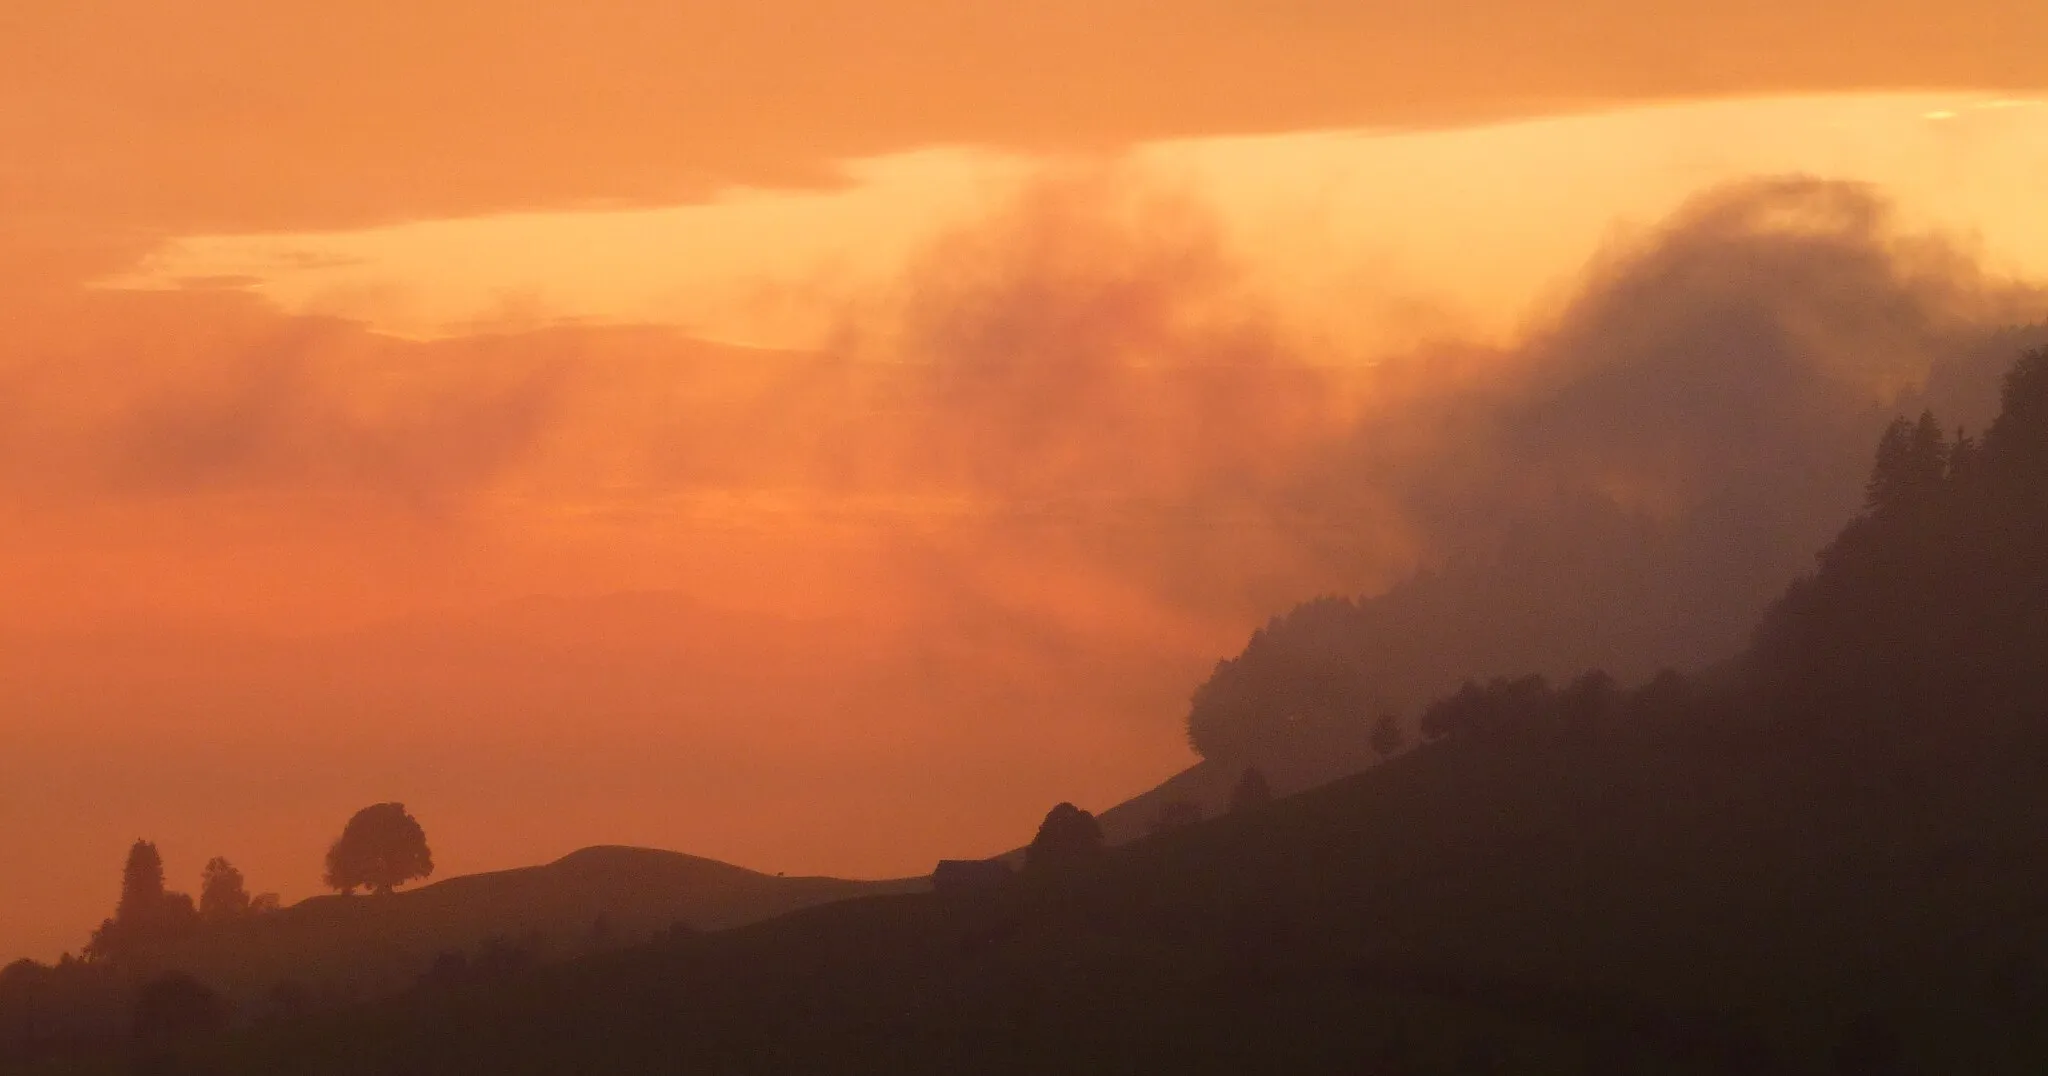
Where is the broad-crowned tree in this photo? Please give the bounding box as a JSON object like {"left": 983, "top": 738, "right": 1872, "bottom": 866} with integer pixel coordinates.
{"left": 324, "top": 803, "right": 434, "bottom": 895}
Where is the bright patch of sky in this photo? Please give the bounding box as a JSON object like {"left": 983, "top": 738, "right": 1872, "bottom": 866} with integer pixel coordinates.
{"left": 110, "top": 94, "right": 2048, "bottom": 356}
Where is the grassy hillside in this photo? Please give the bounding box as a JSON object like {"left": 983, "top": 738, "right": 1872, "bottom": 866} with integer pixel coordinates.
{"left": 61, "top": 711, "right": 2048, "bottom": 1075}
{"left": 118, "top": 847, "right": 922, "bottom": 1003}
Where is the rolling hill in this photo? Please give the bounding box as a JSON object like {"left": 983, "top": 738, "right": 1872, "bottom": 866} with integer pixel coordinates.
{"left": 117, "top": 846, "right": 922, "bottom": 1004}
{"left": 55, "top": 711, "right": 2048, "bottom": 1074}
{"left": 23, "top": 348, "right": 2048, "bottom": 1075}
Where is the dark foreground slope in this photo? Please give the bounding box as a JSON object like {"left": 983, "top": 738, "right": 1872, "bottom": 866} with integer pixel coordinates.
{"left": 71, "top": 716, "right": 2048, "bottom": 1075}
{"left": 34, "top": 347, "right": 2048, "bottom": 1075}
{"left": 118, "top": 847, "right": 922, "bottom": 1003}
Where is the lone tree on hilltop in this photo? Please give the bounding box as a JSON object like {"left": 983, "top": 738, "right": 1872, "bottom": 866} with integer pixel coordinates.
{"left": 1024, "top": 802, "right": 1104, "bottom": 874}
{"left": 324, "top": 803, "right": 434, "bottom": 895}
{"left": 1229, "top": 767, "right": 1274, "bottom": 813}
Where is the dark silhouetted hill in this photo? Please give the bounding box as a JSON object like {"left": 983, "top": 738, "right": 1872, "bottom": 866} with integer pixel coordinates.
{"left": 1751, "top": 345, "right": 2048, "bottom": 741}
{"left": 1183, "top": 306, "right": 2047, "bottom": 772}
{"left": 57, "top": 701, "right": 2048, "bottom": 1074}
{"left": 1089, "top": 721, "right": 1403, "bottom": 846}
{"left": 47, "top": 344, "right": 2048, "bottom": 1075}
{"left": 112, "top": 847, "right": 920, "bottom": 1004}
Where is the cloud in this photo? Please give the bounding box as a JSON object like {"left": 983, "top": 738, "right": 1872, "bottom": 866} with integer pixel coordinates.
{"left": 0, "top": 297, "right": 572, "bottom": 508}
{"left": 7, "top": 2, "right": 2047, "bottom": 249}
{"left": 828, "top": 174, "right": 2039, "bottom": 648}
{"left": 7, "top": 170, "right": 2037, "bottom": 649}
{"left": 1189, "top": 177, "right": 2045, "bottom": 716}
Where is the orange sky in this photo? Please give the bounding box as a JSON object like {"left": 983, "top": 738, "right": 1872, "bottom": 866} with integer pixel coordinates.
{"left": 4, "top": 3, "right": 2048, "bottom": 962}
{"left": 99, "top": 95, "right": 2048, "bottom": 351}
{"left": 9, "top": 1, "right": 2048, "bottom": 239}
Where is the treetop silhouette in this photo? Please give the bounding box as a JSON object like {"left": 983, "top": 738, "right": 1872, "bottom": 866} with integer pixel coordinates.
{"left": 84, "top": 840, "right": 198, "bottom": 964}
{"left": 199, "top": 857, "right": 252, "bottom": 923}
{"left": 325, "top": 803, "right": 434, "bottom": 895}
{"left": 1024, "top": 802, "right": 1103, "bottom": 874}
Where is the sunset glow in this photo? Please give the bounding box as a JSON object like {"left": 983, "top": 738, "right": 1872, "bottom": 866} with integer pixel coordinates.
{"left": 5, "top": 3, "right": 2047, "bottom": 979}
{"left": 108, "top": 95, "right": 2048, "bottom": 350}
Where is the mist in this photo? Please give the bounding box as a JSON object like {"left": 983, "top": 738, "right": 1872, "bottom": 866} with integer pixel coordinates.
{"left": 2, "top": 168, "right": 2042, "bottom": 963}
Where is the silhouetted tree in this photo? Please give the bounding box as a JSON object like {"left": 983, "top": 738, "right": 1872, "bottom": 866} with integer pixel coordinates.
{"left": 1947, "top": 425, "right": 1982, "bottom": 482}
{"left": 1419, "top": 674, "right": 1556, "bottom": 741}
{"left": 1149, "top": 800, "right": 1202, "bottom": 836}
{"left": 84, "top": 842, "right": 198, "bottom": 963}
{"left": 1865, "top": 411, "right": 1949, "bottom": 514}
{"left": 1024, "top": 803, "right": 1103, "bottom": 873}
{"left": 324, "top": 803, "right": 433, "bottom": 895}
{"left": 1368, "top": 713, "right": 1405, "bottom": 757}
{"left": 198, "top": 858, "right": 251, "bottom": 923}
{"left": 1229, "top": 767, "right": 1273, "bottom": 813}
{"left": 1752, "top": 346, "right": 2048, "bottom": 732}
{"left": 1186, "top": 597, "right": 1380, "bottom": 761}
{"left": 0, "top": 955, "right": 127, "bottom": 1058}
{"left": 130, "top": 973, "right": 225, "bottom": 1049}
{"left": 1983, "top": 346, "right": 2048, "bottom": 487}
{"left": 116, "top": 841, "right": 167, "bottom": 924}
